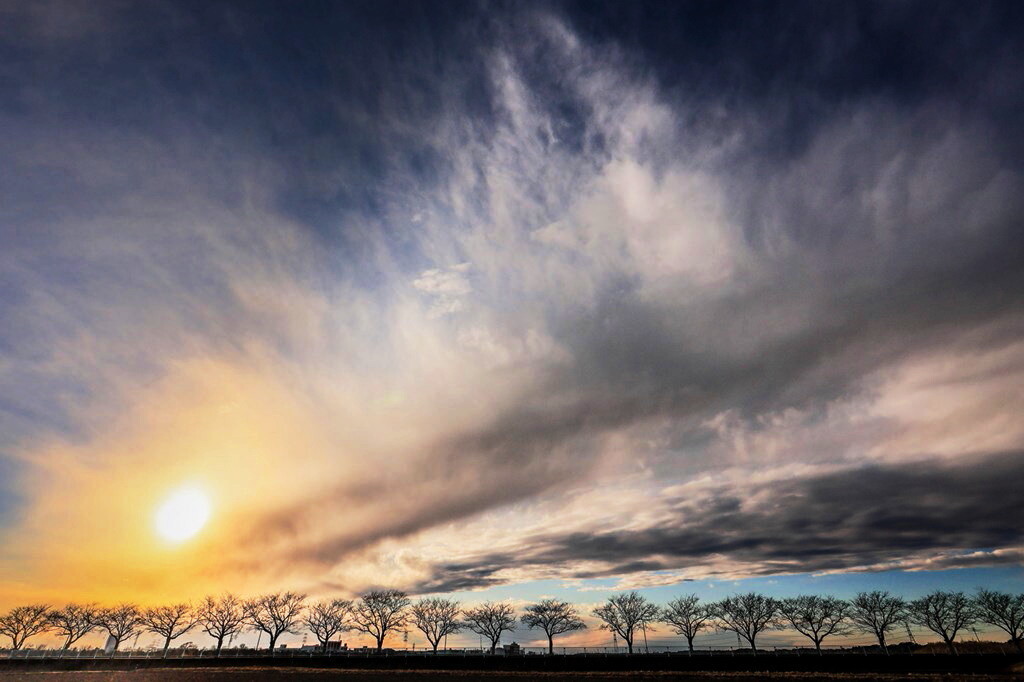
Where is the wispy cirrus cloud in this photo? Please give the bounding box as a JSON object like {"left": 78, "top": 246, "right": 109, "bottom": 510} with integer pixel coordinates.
{"left": 0, "top": 1, "right": 1022, "bottom": 606}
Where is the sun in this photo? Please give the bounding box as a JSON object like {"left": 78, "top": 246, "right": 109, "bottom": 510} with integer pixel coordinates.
{"left": 154, "top": 485, "right": 211, "bottom": 543}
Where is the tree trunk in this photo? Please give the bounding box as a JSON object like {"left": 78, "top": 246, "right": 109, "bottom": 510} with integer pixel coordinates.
{"left": 878, "top": 632, "right": 888, "bottom": 656}
{"left": 162, "top": 636, "right": 171, "bottom": 658}
{"left": 268, "top": 633, "right": 278, "bottom": 655}
{"left": 686, "top": 635, "right": 694, "bottom": 654}
{"left": 945, "top": 638, "right": 957, "bottom": 656}
{"left": 432, "top": 641, "right": 439, "bottom": 653}
{"left": 749, "top": 636, "right": 757, "bottom": 656}
{"left": 815, "top": 639, "right": 822, "bottom": 655}
{"left": 376, "top": 635, "right": 385, "bottom": 653}
{"left": 489, "top": 639, "right": 497, "bottom": 655}
{"left": 548, "top": 634, "right": 554, "bottom": 655}
{"left": 1014, "top": 637, "right": 1023, "bottom": 654}
{"left": 626, "top": 638, "right": 633, "bottom": 655}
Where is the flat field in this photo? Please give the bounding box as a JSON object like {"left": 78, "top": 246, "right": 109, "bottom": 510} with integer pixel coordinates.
{"left": 2, "top": 669, "right": 1024, "bottom": 681}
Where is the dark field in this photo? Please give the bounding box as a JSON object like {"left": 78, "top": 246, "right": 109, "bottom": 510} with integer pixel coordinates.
{"left": 0, "top": 671, "right": 1023, "bottom": 682}
{"left": 2, "top": 656, "right": 1023, "bottom": 681}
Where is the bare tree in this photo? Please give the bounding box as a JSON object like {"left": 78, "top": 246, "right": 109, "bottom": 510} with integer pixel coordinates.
{"left": 848, "top": 591, "right": 906, "bottom": 655}
{"left": 96, "top": 604, "right": 144, "bottom": 653}
{"left": 142, "top": 603, "right": 197, "bottom": 658}
{"left": 521, "top": 599, "right": 586, "bottom": 655}
{"left": 304, "top": 599, "right": 353, "bottom": 651}
{"left": 197, "top": 594, "right": 246, "bottom": 657}
{"left": 713, "top": 593, "right": 779, "bottom": 655}
{"left": 908, "top": 591, "right": 976, "bottom": 655}
{"left": 974, "top": 589, "right": 1024, "bottom": 653}
{"left": 660, "top": 595, "right": 713, "bottom": 654}
{"left": 778, "top": 595, "right": 850, "bottom": 654}
{"left": 0, "top": 604, "right": 50, "bottom": 650}
{"left": 592, "top": 592, "right": 659, "bottom": 655}
{"left": 243, "top": 592, "right": 307, "bottom": 655}
{"left": 350, "top": 589, "right": 410, "bottom": 653}
{"left": 410, "top": 598, "right": 462, "bottom": 653}
{"left": 463, "top": 601, "right": 517, "bottom": 654}
{"left": 47, "top": 604, "right": 99, "bottom": 656}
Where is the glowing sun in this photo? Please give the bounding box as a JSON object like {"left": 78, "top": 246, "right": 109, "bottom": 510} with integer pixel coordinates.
{"left": 155, "top": 486, "right": 211, "bottom": 542}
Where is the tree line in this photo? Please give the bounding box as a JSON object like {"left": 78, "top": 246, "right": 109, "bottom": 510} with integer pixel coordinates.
{"left": 1, "top": 588, "right": 1021, "bottom": 657}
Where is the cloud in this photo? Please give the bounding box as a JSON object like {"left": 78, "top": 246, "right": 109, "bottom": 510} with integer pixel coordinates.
{"left": 414, "top": 451, "right": 1024, "bottom": 592}
{"left": 0, "top": 2, "right": 1022, "bottom": 605}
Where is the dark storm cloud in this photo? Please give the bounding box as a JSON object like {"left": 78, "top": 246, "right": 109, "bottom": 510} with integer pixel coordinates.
{"left": 417, "top": 451, "right": 1024, "bottom": 592}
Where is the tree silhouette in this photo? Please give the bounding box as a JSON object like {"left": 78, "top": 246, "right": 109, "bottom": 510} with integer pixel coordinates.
{"left": 304, "top": 599, "right": 353, "bottom": 651}
{"left": 592, "top": 592, "right": 659, "bottom": 654}
{"left": 521, "top": 599, "right": 586, "bottom": 655}
{"left": 660, "top": 595, "right": 713, "bottom": 653}
{"left": 463, "top": 602, "right": 517, "bottom": 654}
{"left": 197, "top": 594, "right": 246, "bottom": 657}
{"left": 778, "top": 595, "right": 850, "bottom": 654}
{"left": 142, "top": 603, "right": 197, "bottom": 658}
{"left": 350, "top": 589, "right": 410, "bottom": 653}
{"left": 714, "top": 593, "right": 779, "bottom": 655}
{"left": 243, "top": 592, "right": 307, "bottom": 655}
{"left": 96, "top": 604, "right": 144, "bottom": 653}
{"left": 47, "top": 604, "right": 99, "bottom": 656}
{"left": 974, "top": 589, "right": 1024, "bottom": 653}
{"left": 909, "top": 591, "right": 976, "bottom": 655}
{"left": 0, "top": 604, "right": 50, "bottom": 650}
{"left": 410, "top": 598, "right": 462, "bottom": 653}
{"left": 848, "top": 591, "right": 906, "bottom": 655}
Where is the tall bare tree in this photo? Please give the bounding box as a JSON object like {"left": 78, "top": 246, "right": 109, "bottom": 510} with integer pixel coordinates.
{"left": 592, "top": 592, "right": 659, "bottom": 655}
{"left": 463, "top": 602, "right": 517, "bottom": 654}
{"left": 521, "top": 599, "right": 586, "bottom": 655}
{"left": 848, "top": 591, "right": 906, "bottom": 655}
{"left": 714, "top": 593, "right": 779, "bottom": 655}
{"left": 0, "top": 604, "right": 50, "bottom": 650}
{"left": 778, "top": 595, "right": 850, "bottom": 654}
{"left": 243, "top": 592, "right": 307, "bottom": 654}
{"left": 660, "top": 595, "right": 713, "bottom": 653}
{"left": 350, "top": 589, "right": 410, "bottom": 653}
{"left": 96, "top": 604, "right": 144, "bottom": 653}
{"left": 142, "top": 603, "right": 197, "bottom": 658}
{"left": 304, "top": 599, "right": 353, "bottom": 651}
{"left": 410, "top": 598, "right": 462, "bottom": 653}
{"left": 47, "top": 604, "right": 99, "bottom": 656}
{"left": 974, "top": 589, "right": 1024, "bottom": 653}
{"left": 908, "top": 591, "right": 976, "bottom": 655}
{"left": 197, "top": 594, "right": 246, "bottom": 657}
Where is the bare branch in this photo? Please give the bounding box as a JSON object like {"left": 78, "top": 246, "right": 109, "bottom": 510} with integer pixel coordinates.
{"left": 350, "top": 589, "right": 410, "bottom": 652}
{"left": 304, "top": 599, "right": 353, "bottom": 650}
{"left": 0, "top": 604, "right": 51, "bottom": 650}
{"left": 660, "top": 595, "right": 713, "bottom": 653}
{"left": 463, "top": 601, "right": 517, "bottom": 654}
{"left": 197, "top": 594, "right": 246, "bottom": 656}
{"left": 410, "top": 598, "right": 462, "bottom": 653}
{"left": 592, "top": 592, "right": 658, "bottom": 655}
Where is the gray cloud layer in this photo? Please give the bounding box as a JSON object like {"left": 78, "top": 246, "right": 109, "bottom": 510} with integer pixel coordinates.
{"left": 418, "top": 450, "right": 1024, "bottom": 592}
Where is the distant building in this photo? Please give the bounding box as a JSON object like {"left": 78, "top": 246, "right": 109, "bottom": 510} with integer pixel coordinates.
{"left": 283, "top": 641, "right": 347, "bottom": 652}
{"left": 502, "top": 642, "right": 521, "bottom": 655}
{"left": 103, "top": 636, "right": 117, "bottom": 655}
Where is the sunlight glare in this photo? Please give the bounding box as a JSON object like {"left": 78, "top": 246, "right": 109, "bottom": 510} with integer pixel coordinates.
{"left": 154, "top": 486, "right": 211, "bottom": 543}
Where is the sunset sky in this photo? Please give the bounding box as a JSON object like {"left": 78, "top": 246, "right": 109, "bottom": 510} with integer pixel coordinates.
{"left": 1, "top": 0, "right": 1023, "bottom": 651}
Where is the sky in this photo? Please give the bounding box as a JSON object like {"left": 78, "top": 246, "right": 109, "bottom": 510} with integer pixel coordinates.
{"left": 1, "top": 0, "right": 1023, "bottom": 651}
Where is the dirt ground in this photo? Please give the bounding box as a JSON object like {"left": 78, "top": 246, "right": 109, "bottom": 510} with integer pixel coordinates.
{"left": 1, "top": 669, "right": 1022, "bottom": 681}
